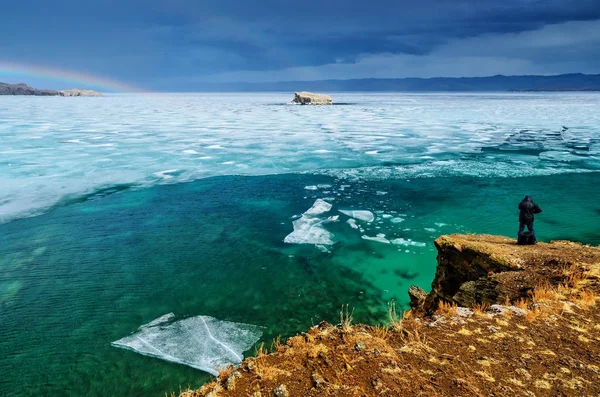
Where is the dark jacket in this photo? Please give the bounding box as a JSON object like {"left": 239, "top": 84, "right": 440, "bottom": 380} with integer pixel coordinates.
{"left": 518, "top": 196, "right": 542, "bottom": 223}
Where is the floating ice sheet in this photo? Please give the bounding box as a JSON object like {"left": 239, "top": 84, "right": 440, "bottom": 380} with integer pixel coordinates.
{"left": 339, "top": 209, "right": 375, "bottom": 223}
{"left": 111, "top": 313, "right": 263, "bottom": 376}
{"left": 284, "top": 199, "right": 335, "bottom": 245}
{"left": 391, "top": 238, "right": 427, "bottom": 247}
{"left": 362, "top": 234, "right": 391, "bottom": 244}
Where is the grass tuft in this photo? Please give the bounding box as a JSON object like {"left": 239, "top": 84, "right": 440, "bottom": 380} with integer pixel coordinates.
{"left": 339, "top": 304, "right": 354, "bottom": 332}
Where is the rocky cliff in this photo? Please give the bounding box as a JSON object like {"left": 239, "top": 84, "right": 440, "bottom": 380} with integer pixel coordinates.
{"left": 181, "top": 234, "right": 600, "bottom": 397}
{"left": 0, "top": 82, "right": 58, "bottom": 95}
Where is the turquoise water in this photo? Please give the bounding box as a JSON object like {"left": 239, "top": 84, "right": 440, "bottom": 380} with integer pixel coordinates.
{"left": 1, "top": 172, "right": 599, "bottom": 396}
{"left": 1, "top": 93, "right": 599, "bottom": 396}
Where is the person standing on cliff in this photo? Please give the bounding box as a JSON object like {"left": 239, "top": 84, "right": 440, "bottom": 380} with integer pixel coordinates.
{"left": 518, "top": 196, "right": 542, "bottom": 242}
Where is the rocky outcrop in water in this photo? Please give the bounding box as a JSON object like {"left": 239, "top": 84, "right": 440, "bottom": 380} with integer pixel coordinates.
{"left": 59, "top": 89, "right": 102, "bottom": 97}
{"left": 0, "top": 82, "right": 58, "bottom": 96}
{"left": 290, "top": 91, "right": 332, "bottom": 105}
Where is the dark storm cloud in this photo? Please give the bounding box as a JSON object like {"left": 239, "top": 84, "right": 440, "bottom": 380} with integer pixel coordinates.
{"left": 1, "top": 0, "right": 599, "bottom": 89}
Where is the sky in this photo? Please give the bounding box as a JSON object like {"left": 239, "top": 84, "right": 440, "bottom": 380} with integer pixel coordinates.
{"left": 1, "top": 0, "right": 600, "bottom": 91}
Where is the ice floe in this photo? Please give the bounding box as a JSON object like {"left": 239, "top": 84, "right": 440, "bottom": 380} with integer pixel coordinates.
{"left": 339, "top": 210, "right": 375, "bottom": 223}
{"left": 361, "top": 234, "right": 391, "bottom": 244}
{"left": 391, "top": 238, "right": 427, "bottom": 247}
{"left": 347, "top": 219, "right": 359, "bottom": 229}
{"left": 111, "top": 313, "right": 263, "bottom": 376}
{"left": 284, "top": 199, "right": 335, "bottom": 245}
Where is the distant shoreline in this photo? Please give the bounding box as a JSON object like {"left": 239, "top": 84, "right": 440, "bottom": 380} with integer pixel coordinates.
{"left": 0, "top": 83, "right": 101, "bottom": 96}
{"left": 3, "top": 72, "right": 600, "bottom": 94}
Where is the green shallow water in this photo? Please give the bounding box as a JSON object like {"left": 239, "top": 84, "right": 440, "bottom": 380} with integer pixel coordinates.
{"left": 1, "top": 171, "right": 599, "bottom": 396}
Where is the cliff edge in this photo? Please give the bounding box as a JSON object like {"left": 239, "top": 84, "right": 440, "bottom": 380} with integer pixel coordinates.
{"left": 181, "top": 234, "right": 600, "bottom": 397}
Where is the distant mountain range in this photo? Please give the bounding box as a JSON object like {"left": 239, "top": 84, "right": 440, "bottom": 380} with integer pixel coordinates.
{"left": 4, "top": 73, "right": 600, "bottom": 94}
{"left": 205, "top": 73, "right": 600, "bottom": 92}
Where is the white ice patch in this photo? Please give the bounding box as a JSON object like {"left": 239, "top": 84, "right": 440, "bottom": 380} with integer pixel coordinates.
{"left": 361, "top": 234, "right": 391, "bottom": 244}
{"left": 424, "top": 228, "right": 437, "bottom": 232}
{"left": 317, "top": 184, "right": 332, "bottom": 189}
{"left": 391, "top": 238, "right": 427, "bottom": 247}
{"left": 111, "top": 313, "right": 263, "bottom": 376}
{"left": 153, "top": 169, "right": 179, "bottom": 179}
{"left": 284, "top": 199, "right": 335, "bottom": 245}
{"left": 435, "top": 223, "right": 447, "bottom": 227}
{"left": 390, "top": 217, "right": 405, "bottom": 223}
{"left": 304, "top": 185, "right": 318, "bottom": 190}
{"left": 347, "top": 219, "right": 359, "bottom": 229}
{"left": 339, "top": 210, "right": 375, "bottom": 223}
{"left": 183, "top": 150, "right": 199, "bottom": 154}
{"left": 303, "top": 199, "right": 332, "bottom": 216}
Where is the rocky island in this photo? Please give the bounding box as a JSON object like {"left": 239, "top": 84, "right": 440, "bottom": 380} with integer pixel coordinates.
{"left": 290, "top": 92, "right": 332, "bottom": 105}
{"left": 0, "top": 82, "right": 58, "bottom": 96}
{"left": 58, "top": 89, "right": 102, "bottom": 97}
{"left": 0, "top": 82, "right": 102, "bottom": 96}
{"left": 182, "top": 234, "right": 600, "bottom": 397}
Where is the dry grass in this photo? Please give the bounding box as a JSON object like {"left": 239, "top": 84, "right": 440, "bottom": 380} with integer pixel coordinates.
{"left": 514, "top": 298, "right": 530, "bottom": 311}
{"left": 436, "top": 300, "right": 458, "bottom": 316}
{"left": 339, "top": 304, "right": 354, "bottom": 332}
{"left": 255, "top": 342, "right": 268, "bottom": 357}
{"left": 576, "top": 290, "right": 598, "bottom": 308}
{"left": 387, "top": 299, "right": 399, "bottom": 323}
{"left": 218, "top": 365, "right": 235, "bottom": 382}
{"left": 270, "top": 335, "right": 284, "bottom": 353}
{"left": 372, "top": 325, "right": 390, "bottom": 340}
{"left": 472, "top": 302, "right": 490, "bottom": 317}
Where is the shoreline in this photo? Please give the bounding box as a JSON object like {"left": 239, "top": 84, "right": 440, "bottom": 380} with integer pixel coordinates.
{"left": 183, "top": 234, "right": 600, "bottom": 396}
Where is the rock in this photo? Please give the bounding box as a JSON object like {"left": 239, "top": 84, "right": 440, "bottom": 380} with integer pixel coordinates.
{"left": 0, "top": 82, "right": 58, "bottom": 96}
{"left": 355, "top": 341, "right": 367, "bottom": 351}
{"left": 421, "top": 234, "right": 600, "bottom": 313}
{"left": 290, "top": 91, "right": 332, "bottom": 105}
{"left": 225, "top": 371, "right": 241, "bottom": 390}
{"left": 311, "top": 372, "right": 326, "bottom": 388}
{"left": 273, "top": 384, "right": 289, "bottom": 397}
{"left": 408, "top": 285, "right": 427, "bottom": 311}
{"left": 59, "top": 89, "right": 102, "bottom": 97}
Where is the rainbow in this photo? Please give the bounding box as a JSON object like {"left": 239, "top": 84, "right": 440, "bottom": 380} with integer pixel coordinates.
{"left": 0, "top": 61, "right": 144, "bottom": 93}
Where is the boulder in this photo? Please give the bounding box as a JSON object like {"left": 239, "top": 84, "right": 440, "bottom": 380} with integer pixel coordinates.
{"left": 407, "top": 285, "right": 428, "bottom": 311}
{"left": 290, "top": 92, "right": 332, "bottom": 105}
{"left": 59, "top": 89, "right": 102, "bottom": 97}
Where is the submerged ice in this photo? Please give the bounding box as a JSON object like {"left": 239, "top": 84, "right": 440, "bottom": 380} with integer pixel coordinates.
{"left": 339, "top": 210, "right": 375, "bottom": 223}
{"left": 111, "top": 313, "right": 263, "bottom": 376}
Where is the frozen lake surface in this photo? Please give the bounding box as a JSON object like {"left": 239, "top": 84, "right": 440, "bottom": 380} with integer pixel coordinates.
{"left": 0, "top": 93, "right": 598, "bottom": 396}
